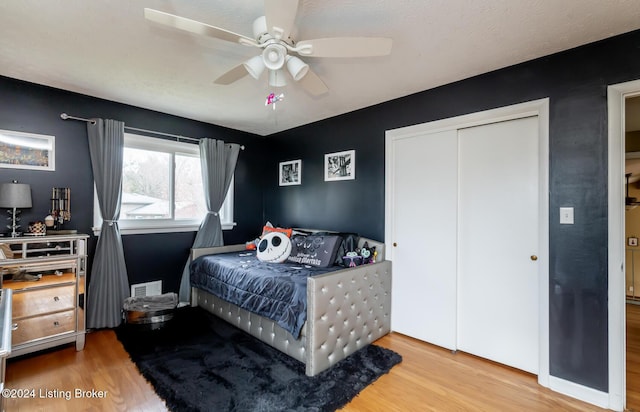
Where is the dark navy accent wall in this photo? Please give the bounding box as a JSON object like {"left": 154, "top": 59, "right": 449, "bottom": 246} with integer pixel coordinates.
{"left": 266, "top": 30, "right": 640, "bottom": 392}
{"left": 263, "top": 111, "right": 386, "bottom": 240}
{"left": 0, "top": 76, "right": 266, "bottom": 293}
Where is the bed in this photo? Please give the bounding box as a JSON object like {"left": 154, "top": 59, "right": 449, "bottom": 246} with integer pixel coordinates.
{"left": 189, "top": 230, "right": 392, "bottom": 376}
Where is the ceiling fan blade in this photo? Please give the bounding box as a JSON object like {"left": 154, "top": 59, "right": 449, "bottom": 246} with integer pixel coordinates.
{"left": 296, "top": 37, "right": 393, "bottom": 58}
{"left": 264, "top": 0, "right": 299, "bottom": 40}
{"left": 214, "top": 64, "right": 249, "bottom": 85}
{"left": 144, "top": 8, "right": 257, "bottom": 46}
{"left": 298, "top": 68, "right": 328, "bottom": 96}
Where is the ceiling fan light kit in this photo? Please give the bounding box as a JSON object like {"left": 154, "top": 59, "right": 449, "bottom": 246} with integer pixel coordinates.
{"left": 243, "top": 55, "right": 266, "bottom": 80}
{"left": 269, "top": 70, "right": 287, "bottom": 88}
{"left": 263, "top": 44, "right": 287, "bottom": 71}
{"left": 286, "top": 56, "right": 308, "bottom": 81}
{"left": 144, "top": 0, "right": 392, "bottom": 95}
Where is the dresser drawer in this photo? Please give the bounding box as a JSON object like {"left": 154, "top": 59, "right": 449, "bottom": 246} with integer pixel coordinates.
{"left": 12, "top": 285, "right": 75, "bottom": 319}
{"left": 12, "top": 310, "right": 75, "bottom": 346}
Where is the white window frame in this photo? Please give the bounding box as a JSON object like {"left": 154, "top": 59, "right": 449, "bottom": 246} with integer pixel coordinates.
{"left": 92, "top": 133, "right": 235, "bottom": 236}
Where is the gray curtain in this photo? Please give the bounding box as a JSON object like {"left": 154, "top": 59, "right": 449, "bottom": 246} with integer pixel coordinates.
{"left": 179, "top": 139, "right": 241, "bottom": 302}
{"left": 86, "top": 119, "right": 130, "bottom": 328}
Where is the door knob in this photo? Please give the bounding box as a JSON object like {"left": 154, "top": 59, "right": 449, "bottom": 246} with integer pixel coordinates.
{"left": 393, "top": 242, "right": 397, "bottom": 247}
{"left": 531, "top": 255, "right": 538, "bottom": 261}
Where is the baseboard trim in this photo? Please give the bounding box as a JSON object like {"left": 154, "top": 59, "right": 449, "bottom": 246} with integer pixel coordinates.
{"left": 548, "top": 376, "right": 610, "bottom": 410}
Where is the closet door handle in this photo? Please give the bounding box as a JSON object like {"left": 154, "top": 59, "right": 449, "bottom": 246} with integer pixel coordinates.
{"left": 530, "top": 255, "right": 538, "bottom": 261}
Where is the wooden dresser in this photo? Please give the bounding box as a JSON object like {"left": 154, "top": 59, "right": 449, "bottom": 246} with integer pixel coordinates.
{"left": 0, "top": 234, "right": 88, "bottom": 358}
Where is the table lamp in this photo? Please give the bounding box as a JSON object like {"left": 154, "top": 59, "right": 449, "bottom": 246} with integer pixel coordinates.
{"left": 0, "top": 181, "right": 32, "bottom": 237}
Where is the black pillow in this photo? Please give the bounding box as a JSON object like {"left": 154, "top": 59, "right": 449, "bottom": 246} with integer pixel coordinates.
{"left": 313, "top": 232, "right": 361, "bottom": 267}
{"left": 287, "top": 234, "right": 342, "bottom": 267}
{"left": 334, "top": 233, "right": 360, "bottom": 267}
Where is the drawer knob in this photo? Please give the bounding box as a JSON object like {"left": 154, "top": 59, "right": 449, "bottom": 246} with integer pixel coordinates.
{"left": 53, "top": 296, "right": 60, "bottom": 302}
{"left": 53, "top": 321, "right": 60, "bottom": 327}
{"left": 12, "top": 323, "right": 18, "bottom": 331}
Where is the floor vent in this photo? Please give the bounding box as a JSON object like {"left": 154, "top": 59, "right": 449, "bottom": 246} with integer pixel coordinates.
{"left": 130, "top": 280, "right": 162, "bottom": 298}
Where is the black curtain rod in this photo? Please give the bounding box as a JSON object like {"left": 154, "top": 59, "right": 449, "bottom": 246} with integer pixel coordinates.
{"left": 60, "top": 113, "right": 245, "bottom": 149}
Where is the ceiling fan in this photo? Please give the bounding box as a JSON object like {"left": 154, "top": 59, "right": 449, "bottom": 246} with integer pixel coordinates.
{"left": 144, "top": 0, "right": 392, "bottom": 96}
{"left": 626, "top": 173, "right": 640, "bottom": 209}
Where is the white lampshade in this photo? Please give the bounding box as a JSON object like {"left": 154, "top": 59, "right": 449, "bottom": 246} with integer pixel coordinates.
{"left": 243, "top": 55, "right": 266, "bottom": 79}
{"left": 286, "top": 56, "right": 309, "bottom": 81}
{"left": 269, "top": 69, "right": 287, "bottom": 87}
{"left": 0, "top": 182, "right": 32, "bottom": 208}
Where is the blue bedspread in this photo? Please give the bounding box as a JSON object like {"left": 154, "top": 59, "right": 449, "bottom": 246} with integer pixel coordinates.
{"left": 190, "top": 251, "right": 339, "bottom": 338}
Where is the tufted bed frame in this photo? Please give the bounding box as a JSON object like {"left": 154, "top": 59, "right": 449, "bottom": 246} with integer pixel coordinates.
{"left": 190, "top": 231, "right": 392, "bottom": 376}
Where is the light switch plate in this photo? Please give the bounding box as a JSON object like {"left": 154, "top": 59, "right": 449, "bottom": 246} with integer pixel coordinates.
{"left": 560, "top": 207, "right": 574, "bottom": 224}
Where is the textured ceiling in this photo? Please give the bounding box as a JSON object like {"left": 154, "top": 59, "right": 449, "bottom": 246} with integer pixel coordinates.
{"left": 1, "top": 1, "right": 640, "bottom": 136}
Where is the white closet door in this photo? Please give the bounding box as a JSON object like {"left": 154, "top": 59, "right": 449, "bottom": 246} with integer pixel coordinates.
{"left": 390, "top": 130, "right": 458, "bottom": 349}
{"left": 457, "top": 116, "right": 539, "bottom": 374}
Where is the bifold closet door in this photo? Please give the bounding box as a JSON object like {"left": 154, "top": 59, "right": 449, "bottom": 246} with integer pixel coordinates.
{"left": 456, "top": 116, "right": 540, "bottom": 374}
{"left": 390, "top": 129, "right": 458, "bottom": 350}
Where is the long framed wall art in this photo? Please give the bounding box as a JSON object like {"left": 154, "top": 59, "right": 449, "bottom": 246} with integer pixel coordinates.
{"left": 0, "top": 129, "right": 55, "bottom": 171}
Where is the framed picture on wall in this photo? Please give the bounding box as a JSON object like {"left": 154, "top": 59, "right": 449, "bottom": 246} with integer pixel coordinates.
{"left": 324, "top": 150, "right": 355, "bottom": 181}
{"left": 279, "top": 159, "right": 302, "bottom": 186}
{"left": 0, "top": 129, "right": 55, "bottom": 171}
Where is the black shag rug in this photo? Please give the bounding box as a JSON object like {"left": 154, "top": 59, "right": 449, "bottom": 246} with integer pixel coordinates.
{"left": 115, "top": 306, "right": 401, "bottom": 412}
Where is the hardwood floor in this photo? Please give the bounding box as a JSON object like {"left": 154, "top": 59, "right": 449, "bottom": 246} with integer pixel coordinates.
{"left": 628, "top": 302, "right": 640, "bottom": 411}
{"left": 4, "top": 330, "right": 165, "bottom": 412}
{"left": 4, "top": 327, "right": 608, "bottom": 411}
{"left": 346, "top": 335, "right": 605, "bottom": 412}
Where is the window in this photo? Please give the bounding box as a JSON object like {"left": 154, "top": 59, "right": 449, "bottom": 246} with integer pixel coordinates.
{"left": 93, "top": 133, "right": 235, "bottom": 235}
